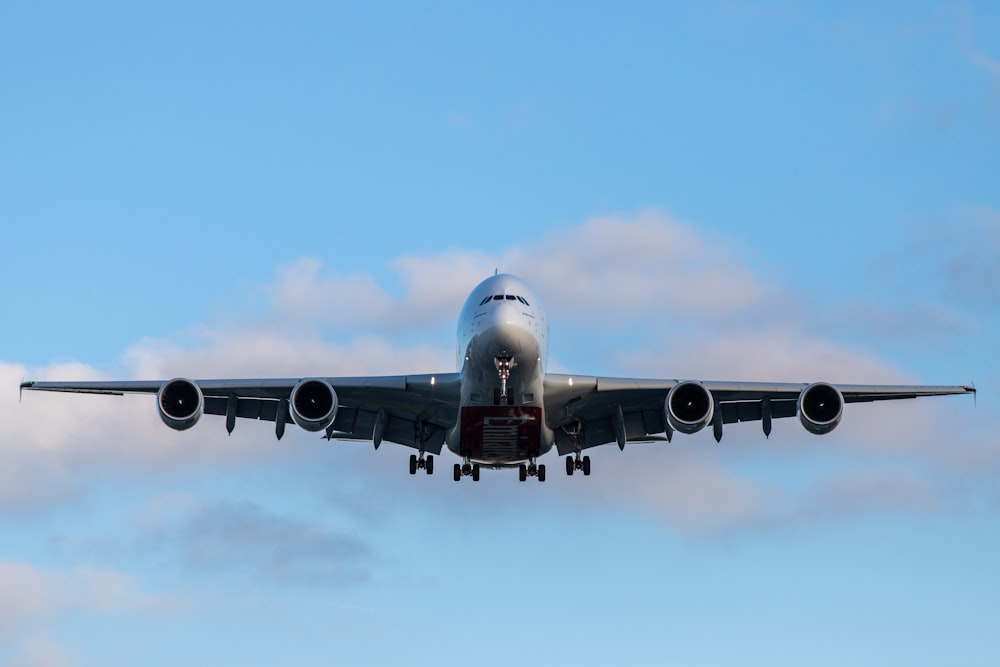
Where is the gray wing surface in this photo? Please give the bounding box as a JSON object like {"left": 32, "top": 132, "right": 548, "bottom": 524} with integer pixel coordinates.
{"left": 20, "top": 374, "right": 462, "bottom": 454}
{"left": 542, "top": 374, "right": 975, "bottom": 455}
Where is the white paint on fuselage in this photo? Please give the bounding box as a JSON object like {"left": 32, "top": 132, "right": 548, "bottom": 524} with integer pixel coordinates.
{"left": 446, "top": 274, "right": 554, "bottom": 461}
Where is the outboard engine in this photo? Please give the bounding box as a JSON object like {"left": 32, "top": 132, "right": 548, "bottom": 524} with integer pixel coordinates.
{"left": 797, "top": 382, "right": 844, "bottom": 435}
{"left": 290, "top": 378, "right": 339, "bottom": 432}
{"left": 665, "top": 381, "right": 715, "bottom": 435}
{"left": 157, "top": 378, "right": 204, "bottom": 431}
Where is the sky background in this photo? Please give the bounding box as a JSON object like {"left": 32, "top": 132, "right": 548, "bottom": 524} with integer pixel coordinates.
{"left": 1, "top": 1, "right": 998, "bottom": 665}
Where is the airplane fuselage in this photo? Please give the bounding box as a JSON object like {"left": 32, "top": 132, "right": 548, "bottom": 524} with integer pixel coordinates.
{"left": 448, "top": 274, "right": 555, "bottom": 465}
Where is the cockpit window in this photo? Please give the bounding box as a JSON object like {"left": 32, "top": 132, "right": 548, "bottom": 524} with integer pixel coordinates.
{"left": 482, "top": 294, "right": 530, "bottom": 306}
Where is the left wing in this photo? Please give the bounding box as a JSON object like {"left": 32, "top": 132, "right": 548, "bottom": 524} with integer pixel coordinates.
{"left": 20, "top": 374, "right": 462, "bottom": 453}
{"left": 542, "top": 374, "right": 976, "bottom": 454}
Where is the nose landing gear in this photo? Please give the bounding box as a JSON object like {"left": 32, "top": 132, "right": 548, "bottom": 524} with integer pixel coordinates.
{"left": 494, "top": 353, "right": 516, "bottom": 405}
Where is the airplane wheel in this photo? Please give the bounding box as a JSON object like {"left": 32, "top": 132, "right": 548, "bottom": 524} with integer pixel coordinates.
{"left": 583, "top": 456, "right": 591, "bottom": 476}
{"left": 566, "top": 456, "right": 574, "bottom": 476}
{"left": 453, "top": 463, "right": 461, "bottom": 482}
{"left": 519, "top": 464, "right": 527, "bottom": 482}
{"left": 472, "top": 464, "right": 480, "bottom": 482}
{"left": 409, "top": 454, "right": 417, "bottom": 475}
{"left": 538, "top": 464, "right": 546, "bottom": 482}
{"left": 426, "top": 455, "right": 434, "bottom": 475}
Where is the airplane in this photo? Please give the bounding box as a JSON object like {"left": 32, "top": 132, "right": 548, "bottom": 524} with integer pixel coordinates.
{"left": 20, "top": 273, "right": 976, "bottom": 482}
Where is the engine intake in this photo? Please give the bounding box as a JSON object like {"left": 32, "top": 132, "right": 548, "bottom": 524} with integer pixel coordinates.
{"left": 665, "top": 381, "right": 715, "bottom": 435}
{"left": 290, "top": 378, "right": 339, "bottom": 432}
{"left": 798, "top": 382, "right": 844, "bottom": 435}
{"left": 157, "top": 378, "right": 204, "bottom": 431}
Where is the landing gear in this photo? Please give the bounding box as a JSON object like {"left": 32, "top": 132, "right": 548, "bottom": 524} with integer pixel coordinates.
{"left": 409, "top": 452, "right": 433, "bottom": 475}
{"left": 453, "top": 458, "right": 480, "bottom": 482}
{"left": 518, "top": 460, "right": 546, "bottom": 482}
{"left": 494, "top": 353, "right": 516, "bottom": 405}
{"left": 565, "top": 454, "right": 591, "bottom": 476}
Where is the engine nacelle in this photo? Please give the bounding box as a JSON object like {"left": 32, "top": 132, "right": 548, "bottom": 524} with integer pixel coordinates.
{"left": 665, "top": 381, "right": 715, "bottom": 435}
{"left": 157, "top": 378, "right": 204, "bottom": 431}
{"left": 797, "top": 382, "right": 844, "bottom": 435}
{"left": 290, "top": 378, "right": 339, "bottom": 432}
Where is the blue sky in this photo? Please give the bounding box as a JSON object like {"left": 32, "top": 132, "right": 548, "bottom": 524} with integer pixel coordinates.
{"left": 2, "top": 1, "right": 998, "bottom": 665}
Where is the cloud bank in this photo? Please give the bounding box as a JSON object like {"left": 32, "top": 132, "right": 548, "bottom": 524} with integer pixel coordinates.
{"left": 3, "top": 211, "right": 990, "bottom": 535}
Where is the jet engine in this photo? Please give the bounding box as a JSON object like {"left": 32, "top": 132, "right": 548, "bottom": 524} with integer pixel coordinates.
{"left": 157, "top": 378, "right": 204, "bottom": 431}
{"left": 665, "top": 381, "right": 715, "bottom": 435}
{"left": 797, "top": 382, "right": 844, "bottom": 435}
{"left": 290, "top": 378, "right": 339, "bottom": 432}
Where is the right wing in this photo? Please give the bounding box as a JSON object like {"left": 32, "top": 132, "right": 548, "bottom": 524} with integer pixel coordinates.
{"left": 542, "top": 374, "right": 975, "bottom": 454}
{"left": 20, "top": 374, "right": 462, "bottom": 453}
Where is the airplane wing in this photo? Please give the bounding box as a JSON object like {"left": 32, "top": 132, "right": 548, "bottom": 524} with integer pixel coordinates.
{"left": 542, "top": 374, "right": 976, "bottom": 455}
{"left": 20, "top": 374, "right": 462, "bottom": 454}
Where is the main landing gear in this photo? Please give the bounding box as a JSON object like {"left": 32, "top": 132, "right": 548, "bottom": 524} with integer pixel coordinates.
{"left": 518, "top": 460, "right": 546, "bottom": 482}
{"left": 565, "top": 453, "right": 591, "bottom": 476}
{"left": 453, "top": 458, "right": 481, "bottom": 482}
{"left": 409, "top": 452, "right": 433, "bottom": 475}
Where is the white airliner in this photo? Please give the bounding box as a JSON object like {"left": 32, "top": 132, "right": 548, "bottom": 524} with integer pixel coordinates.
{"left": 20, "top": 273, "right": 975, "bottom": 482}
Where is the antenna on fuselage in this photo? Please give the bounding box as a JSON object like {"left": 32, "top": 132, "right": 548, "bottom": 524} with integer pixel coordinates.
{"left": 494, "top": 268, "right": 499, "bottom": 275}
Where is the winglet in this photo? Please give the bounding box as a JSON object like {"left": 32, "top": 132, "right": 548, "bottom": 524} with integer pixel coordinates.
{"left": 968, "top": 382, "right": 977, "bottom": 407}
{"left": 19, "top": 379, "right": 32, "bottom": 403}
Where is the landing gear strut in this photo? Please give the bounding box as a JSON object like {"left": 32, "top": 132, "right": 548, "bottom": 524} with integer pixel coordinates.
{"left": 409, "top": 452, "right": 433, "bottom": 475}
{"left": 494, "top": 353, "right": 516, "bottom": 405}
{"left": 518, "top": 459, "right": 546, "bottom": 482}
{"left": 565, "top": 453, "right": 591, "bottom": 476}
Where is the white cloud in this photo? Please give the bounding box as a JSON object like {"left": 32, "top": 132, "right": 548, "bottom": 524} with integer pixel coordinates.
{"left": 503, "top": 211, "right": 784, "bottom": 323}
{"left": 0, "top": 561, "right": 178, "bottom": 667}
{"left": 3, "top": 637, "right": 76, "bottom": 667}
{"left": 0, "top": 561, "right": 173, "bottom": 637}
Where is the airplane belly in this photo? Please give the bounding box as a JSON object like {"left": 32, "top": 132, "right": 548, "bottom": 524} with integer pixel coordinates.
{"left": 458, "top": 406, "right": 544, "bottom": 463}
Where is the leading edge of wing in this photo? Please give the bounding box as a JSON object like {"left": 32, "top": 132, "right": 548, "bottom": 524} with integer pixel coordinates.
{"left": 543, "top": 374, "right": 975, "bottom": 401}
{"left": 19, "top": 373, "right": 464, "bottom": 400}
